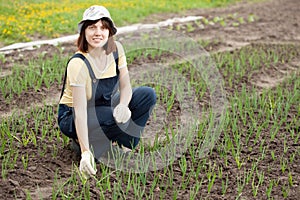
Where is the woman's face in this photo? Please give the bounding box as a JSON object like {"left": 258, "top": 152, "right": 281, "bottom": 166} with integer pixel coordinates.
{"left": 85, "top": 20, "right": 109, "bottom": 51}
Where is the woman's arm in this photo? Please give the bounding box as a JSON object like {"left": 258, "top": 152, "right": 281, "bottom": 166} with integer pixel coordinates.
{"left": 118, "top": 67, "right": 132, "bottom": 105}
{"left": 72, "top": 86, "right": 89, "bottom": 153}
{"left": 113, "top": 66, "right": 132, "bottom": 124}
{"left": 73, "top": 85, "right": 96, "bottom": 177}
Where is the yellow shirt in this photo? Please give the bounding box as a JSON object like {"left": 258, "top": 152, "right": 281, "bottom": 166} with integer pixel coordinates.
{"left": 59, "top": 41, "right": 127, "bottom": 107}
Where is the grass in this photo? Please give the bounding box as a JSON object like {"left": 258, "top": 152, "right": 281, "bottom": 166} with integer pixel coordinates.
{"left": 1, "top": 0, "right": 245, "bottom": 45}
{"left": 0, "top": 54, "right": 65, "bottom": 102}
{"left": 1, "top": 0, "right": 300, "bottom": 199}
{"left": 1, "top": 36, "right": 299, "bottom": 199}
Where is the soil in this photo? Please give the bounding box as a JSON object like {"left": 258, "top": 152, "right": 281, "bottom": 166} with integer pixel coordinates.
{"left": 0, "top": 0, "right": 300, "bottom": 199}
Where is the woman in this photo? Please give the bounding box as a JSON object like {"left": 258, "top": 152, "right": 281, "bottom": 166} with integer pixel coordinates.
{"left": 58, "top": 5, "right": 156, "bottom": 178}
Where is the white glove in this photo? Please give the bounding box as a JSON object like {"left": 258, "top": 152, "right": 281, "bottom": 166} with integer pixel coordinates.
{"left": 79, "top": 151, "right": 97, "bottom": 179}
{"left": 113, "top": 104, "right": 131, "bottom": 123}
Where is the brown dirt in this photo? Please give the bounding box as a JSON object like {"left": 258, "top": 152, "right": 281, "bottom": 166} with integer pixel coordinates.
{"left": 0, "top": 0, "right": 300, "bottom": 199}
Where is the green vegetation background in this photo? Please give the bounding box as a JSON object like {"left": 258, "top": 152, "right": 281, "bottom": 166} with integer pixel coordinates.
{"left": 0, "top": 0, "right": 241, "bottom": 45}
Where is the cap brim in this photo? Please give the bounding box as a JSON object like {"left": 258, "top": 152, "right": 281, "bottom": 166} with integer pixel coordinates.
{"left": 102, "top": 17, "right": 117, "bottom": 35}
{"left": 77, "top": 21, "right": 84, "bottom": 34}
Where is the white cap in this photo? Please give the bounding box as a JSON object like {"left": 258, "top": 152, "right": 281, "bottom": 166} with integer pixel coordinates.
{"left": 77, "top": 5, "right": 117, "bottom": 34}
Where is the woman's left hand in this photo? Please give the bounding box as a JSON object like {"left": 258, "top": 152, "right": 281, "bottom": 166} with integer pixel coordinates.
{"left": 113, "top": 104, "right": 131, "bottom": 123}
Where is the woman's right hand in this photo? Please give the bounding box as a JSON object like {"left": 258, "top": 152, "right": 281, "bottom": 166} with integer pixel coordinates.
{"left": 79, "top": 150, "right": 97, "bottom": 179}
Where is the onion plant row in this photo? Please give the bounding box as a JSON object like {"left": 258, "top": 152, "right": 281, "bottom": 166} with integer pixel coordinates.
{"left": 0, "top": 42, "right": 299, "bottom": 199}
{"left": 0, "top": 54, "right": 68, "bottom": 103}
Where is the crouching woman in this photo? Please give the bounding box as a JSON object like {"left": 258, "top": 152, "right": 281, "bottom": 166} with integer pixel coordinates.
{"left": 58, "top": 5, "right": 156, "bottom": 178}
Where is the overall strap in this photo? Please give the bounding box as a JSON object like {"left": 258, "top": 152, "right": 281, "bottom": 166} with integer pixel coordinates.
{"left": 111, "top": 49, "right": 120, "bottom": 98}
{"left": 59, "top": 53, "right": 94, "bottom": 100}
{"left": 113, "top": 49, "right": 119, "bottom": 75}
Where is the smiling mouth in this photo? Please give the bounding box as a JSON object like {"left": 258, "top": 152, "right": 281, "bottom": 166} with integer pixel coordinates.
{"left": 93, "top": 38, "right": 103, "bottom": 41}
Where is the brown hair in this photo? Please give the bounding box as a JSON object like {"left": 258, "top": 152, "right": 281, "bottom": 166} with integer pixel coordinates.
{"left": 77, "top": 18, "right": 117, "bottom": 55}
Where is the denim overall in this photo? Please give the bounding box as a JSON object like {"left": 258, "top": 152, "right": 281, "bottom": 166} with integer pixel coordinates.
{"left": 58, "top": 51, "right": 157, "bottom": 159}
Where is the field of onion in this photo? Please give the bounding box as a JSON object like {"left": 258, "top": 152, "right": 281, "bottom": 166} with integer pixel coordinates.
{"left": 0, "top": 0, "right": 299, "bottom": 199}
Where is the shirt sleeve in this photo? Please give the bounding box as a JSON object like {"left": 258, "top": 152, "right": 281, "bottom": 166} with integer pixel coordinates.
{"left": 116, "top": 41, "right": 127, "bottom": 69}
{"left": 67, "top": 57, "right": 88, "bottom": 87}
